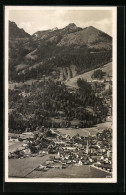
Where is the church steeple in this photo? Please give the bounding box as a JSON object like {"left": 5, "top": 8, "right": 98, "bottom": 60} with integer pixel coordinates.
{"left": 86, "top": 139, "right": 89, "bottom": 154}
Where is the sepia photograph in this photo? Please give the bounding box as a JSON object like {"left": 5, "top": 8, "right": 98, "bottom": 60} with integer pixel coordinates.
{"left": 5, "top": 6, "right": 117, "bottom": 183}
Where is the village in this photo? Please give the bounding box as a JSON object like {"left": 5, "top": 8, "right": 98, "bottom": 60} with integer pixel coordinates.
{"left": 8, "top": 126, "right": 112, "bottom": 175}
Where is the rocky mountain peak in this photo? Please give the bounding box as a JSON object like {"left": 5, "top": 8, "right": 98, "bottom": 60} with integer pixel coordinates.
{"left": 51, "top": 27, "right": 58, "bottom": 31}
{"left": 62, "top": 23, "right": 82, "bottom": 33}
{"left": 68, "top": 23, "right": 76, "bottom": 27}
{"left": 65, "top": 23, "right": 77, "bottom": 28}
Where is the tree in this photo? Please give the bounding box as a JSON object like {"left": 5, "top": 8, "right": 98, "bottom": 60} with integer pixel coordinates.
{"left": 91, "top": 69, "right": 106, "bottom": 80}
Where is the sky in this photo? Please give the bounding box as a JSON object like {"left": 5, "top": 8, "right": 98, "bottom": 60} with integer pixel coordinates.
{"left": 9, "top": 9, "right": 112, "bottom": 36}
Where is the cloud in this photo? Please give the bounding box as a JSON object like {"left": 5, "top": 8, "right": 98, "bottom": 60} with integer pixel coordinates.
{"left": 76, "top": 18, "right": 112, "bottom": 35}
{"left": 95, "top": 18, "right": 112, "bottom": 35}
{"left": 18, "top": 22, "right": 32, "bottom": 33}
{"left": 19, "top": 22, "right": 31, "bottom": 29}
{"left": 9, "top": 9, "right": 112, "bottom": 36}
{"left": 54, "top": 9, "right": 68, "bottom": 17}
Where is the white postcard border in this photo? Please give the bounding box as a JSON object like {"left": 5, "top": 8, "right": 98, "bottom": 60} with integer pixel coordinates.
{"left": 5, "top": 6, "right": 117, "bottom": 183}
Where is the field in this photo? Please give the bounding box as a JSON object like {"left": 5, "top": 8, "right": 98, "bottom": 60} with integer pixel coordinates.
{"left": 26, "top": 164, "right": 111, "bottom": 178}
{"left": 9, "top": 132, "right": 34, "bottom": 139}
{"left": 9, "top": 79, "right": 37, "bottom": 89}
{"left": 9, "top": 155, "right": 56, "bottom": 177}
{"left": 9, "top": 141, "right": 24, "bottom": 153}
{"left": 65, "top": 62, "right": 112, "bottom": 88}
{"left": 56, "top": 120, "right": 112, "bottom": 137}
{"left": 16, "top": 64, "right": 28, "bottom": 72}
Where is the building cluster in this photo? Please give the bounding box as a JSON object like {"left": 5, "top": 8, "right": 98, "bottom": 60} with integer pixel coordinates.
{"left": 19, "top": 91, "right": 31, "bottom": 98}
{"left": 8, "top": 128, "right": 112, "bottom": 173}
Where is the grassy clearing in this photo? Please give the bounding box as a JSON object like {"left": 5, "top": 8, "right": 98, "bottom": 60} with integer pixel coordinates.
{"left": 9, "top": 79, "right": 37, "bottom": 89}
{"left": 66, "top": 62, "right": 112, "bottom": 88}
{"left": 57, "top": 128, "right": 96, "bottom": 137}
{"left": 16, "top": 64, "right": 29, "bottom": 72}
{"left": 56, "top": 120, "right": 112, "bottom": 137}
{"left": 50, "top": 117, "right": 64, "bottom": 123}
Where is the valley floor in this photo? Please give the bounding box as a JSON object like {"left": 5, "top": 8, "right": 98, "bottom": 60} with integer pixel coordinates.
{"left": 9, "top": 156, "right": 112, "bottom": 178}
{"left": 8, "top": 118, "right": 112, "bottom": 179}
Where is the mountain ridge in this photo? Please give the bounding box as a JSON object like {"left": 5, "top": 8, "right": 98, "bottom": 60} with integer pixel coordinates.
{"left": 9, "top": 21, "right": 112, "bottom": 83}
{"left": 9, "top": 21, "right": 31, "bottom": 38}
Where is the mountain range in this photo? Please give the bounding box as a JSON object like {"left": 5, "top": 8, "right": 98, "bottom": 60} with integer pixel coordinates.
{"left": 9, "top": 21, "right": 112, "bottom": 83}
{"left": 9, "top": 21, "right": 112, "bottom": 132}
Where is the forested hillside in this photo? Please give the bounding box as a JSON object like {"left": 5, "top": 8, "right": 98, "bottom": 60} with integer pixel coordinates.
{"left": 9, "top": 79, "right": 108, "bottom": 132}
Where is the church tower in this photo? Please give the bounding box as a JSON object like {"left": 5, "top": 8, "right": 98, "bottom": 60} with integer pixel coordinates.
{"left": 86, "top": 139, "right": 89, "bottom": 154}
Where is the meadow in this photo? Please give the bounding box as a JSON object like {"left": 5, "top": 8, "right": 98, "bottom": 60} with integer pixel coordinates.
{"left": 9, "top": 155, "right": 53, "bottom": 177}
{"left": 26, "top": 164, "right": 111, "bottom": 178}
{"left": 66, "top": 62, "right": 112, "bottom": 89}
{"left": 56, "top": 120, "right": 112, "bottom": 137}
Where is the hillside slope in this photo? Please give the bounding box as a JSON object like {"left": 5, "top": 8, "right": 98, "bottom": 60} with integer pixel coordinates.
{"left": 57, "top": 26, "right": 112, "bottom": 50}
{"left": 65, "top": 62, "right": 112, "bottom": 88}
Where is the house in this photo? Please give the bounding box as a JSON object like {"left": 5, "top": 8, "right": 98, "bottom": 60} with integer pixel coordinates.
{"left": 9, "top": 137, "right": 19, "bottom": 142}
{"left": 17, "top": 146, "right": 26, "bottom": 151}
{"left": 91, "top": 155, "right": 101, "bottom": 161}
{"left": 41, "top": 148, "right": 49, "bottom": 155}
{"left": 55, "top": 141, "right": 66, "bottom": 146}
{"left": 78, "top": 160, "right": 83, "bottom": 165}
{"left": 64, "top": 154, "right": 70, "bottom": 160}
{"left": 107, "top": 150, "right": 112, "bottom": 158}
{"left": 62, "top": 147, "right": 76, "bottom": 151}
{"left": 59, "top": 151, "right": 64, "bottom": 157}
{"left": 23, "top": 148, "right": 31, "bottom": 155}
{"left": 49, "top": 156, "right": 55, "bottom": 160}
{"left": 104, "top": 157, "right": 109, "bottom": 164}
